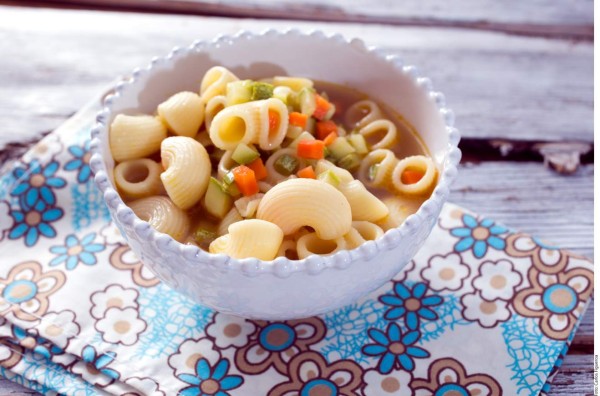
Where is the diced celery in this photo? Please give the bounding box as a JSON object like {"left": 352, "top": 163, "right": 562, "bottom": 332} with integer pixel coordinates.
{"left": 273, "top": 76, "right": 314, "bottom": 92}
{"left": 273, "top": 86, "right": 292, "bottom": 104}
{"left": 322, "top": 103, "right": 336, "bottom": 121}
{"left": 327, "top": 137, "right": 356, "bottom": 160}
{"left": 305, "top": 117, "right": 316, "bottom": 134}
{"left": 288, "top": 131, "right": 315, "bottom": 148}
{"left": 368, "top": 164, "right": 380, "bottom": 181}
{"left": 204, "top": 177, "right": 233, "bottom": 219}
{"left": 317, "top": 169, "right": 340, "bottom": 187}
{"left": 251, "top": 82, "right": 274, "bottom": 101}
{"left": 337, "top": 153, "right": 361, "bottom": 172}
{"left": 286, "top": 125, "right": 304, "bottom": 139}
{"left": 231, "top": 143, "right": 259, "bottom": 165}
{"left": 226, "top": 80, "right": 253, "bottom": 105}
{"left": 222, "top": 171, "right": 241, "bottom": 197}
{"left": 192, "top": 222, "right": 218, "bottom": 249}
{"left": 274, "top": 154, "right": 299, "bottom": 176}
{"left": 299, "top": 87, "right": 317, "bottom": 116}
{"left": 348, "top": 134, "right": 368, "bottom": 154}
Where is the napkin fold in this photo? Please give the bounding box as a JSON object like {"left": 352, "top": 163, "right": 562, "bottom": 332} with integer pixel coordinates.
{"left": 0, "top": 97, "right": 592, "bottom": 396}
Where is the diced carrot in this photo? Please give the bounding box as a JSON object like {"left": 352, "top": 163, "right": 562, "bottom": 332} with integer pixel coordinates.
{"left": 232, "top": 165, "right": 259, "bottom": 196}
{"left": 401, "top": 169, "right": 425, "bottom": 185}
{"left": 247, "top": 158, "right": 268, "bottom": 180}
{"left": 316, "top": 120, "right": 338, "bottom": 140}
{"left": 297, "top": 140, "right": 325, "bottom": 159}
{"left": 323, "top": 132, "right": 338, "bottom": 146}
{"left": 289, "top": 112, "right": 308, "bottom": 128}
{"left": 297, "top": 165, "right": 316, "bottom": 179}
{"left": 313, "top": 94, "right": 332, "bottom": 120}
{"left": 268, "top": 109, "right": 280, "bottom": 135}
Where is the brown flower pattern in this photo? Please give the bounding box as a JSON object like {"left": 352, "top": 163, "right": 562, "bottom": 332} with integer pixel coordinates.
{"left": 235, "top": 317, "right": 326, "bottom": 375}
{"left": 0, "top": 338, "right": 23, "bottom": 369}
{"left": 110, "top": 245, "right": 159, "bottom": 288}
{"left": 505, "top": 233, "right": 580, "bottom": 274}
{"left": 512, "top": 267, "right": 593, "bottom": 340}
{"left": 0, "top": 261, "right": 65, "bottom": 322}
{"left": 411, "top": 357, "right": 502, "bottom": 396}
{"left": 269, "top": 351, "right": 363, "bottom": 396}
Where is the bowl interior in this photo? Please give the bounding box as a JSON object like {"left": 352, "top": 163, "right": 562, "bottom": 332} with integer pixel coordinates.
{"left": 100, "top": 33, "right": 448, "bottom": 181}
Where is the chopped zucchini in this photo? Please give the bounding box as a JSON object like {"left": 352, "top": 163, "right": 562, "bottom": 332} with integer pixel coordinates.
{"left": 204, "top": 177, "right": 233, "bottom": 219}
{"left": 299, "top": 87, "right": 317, "bottom": 116}
{"left": 192, "top": 222, "right": 218, "bottom": 249}
{"left": 337, "top": 153, "right": 361, "bottom": 172}
{"left": 322, "top": 103, "right": 336, "bottom": 121}
{"left": 231, "top": 143, "right": 259, "bottom": 165}
{"left": 288, "top": 131, "right": 315, "bottom": 148}
{"left": 222, "top": 171, "right": 241, "bottom": 197}
{"left": 327, "top": 137, "right": 356, "bottom": 160}
{"left": 317, "top": 169, "right": 341, "bottom": 187}
{"left": 274, "top": 154, "right": 299, "bottom": 176}
{"left": 286, "top": 125, "right": 304, "bottom": 139}
{"left": 273, "top": 86, "right": 292, "bottom": 104}
{"left": 348, "top": 134, "right": 368, "bottom": 154}
{"left": 251, "top": 82, "right": 274, "bottom": 101}
{"left": 368, "top": 164, "right": 380, "bottom": 181}
{"left": 226, "top": 80, "right": 253, "bottom": 105}
{"left": 305, "top": 116, "right": 316, "bottom": 134}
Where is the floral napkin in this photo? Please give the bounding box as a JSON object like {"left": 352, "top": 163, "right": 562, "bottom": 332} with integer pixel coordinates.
{"left": 0, "top": 97, "right": 593, "bottom": 396}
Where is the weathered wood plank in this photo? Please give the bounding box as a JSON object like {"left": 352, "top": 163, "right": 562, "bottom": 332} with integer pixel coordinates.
{"left": 548, "top": 354, "right": 595, "bottom": 396}
{"left": 15, "top": 0, "right": 594, "bottom": 39}
{"left": 0, "top": 376, "right": 38, "bottom": 395}
{"left": 0, "top": 6, "right": 593, "bottom": 150}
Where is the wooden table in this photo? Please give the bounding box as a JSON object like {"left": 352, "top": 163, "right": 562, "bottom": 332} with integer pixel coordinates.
{"left": 0, "top": 1, "right": 593, "bottom": 394}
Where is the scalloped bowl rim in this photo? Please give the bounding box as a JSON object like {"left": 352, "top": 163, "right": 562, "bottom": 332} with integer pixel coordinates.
{"left": 89, "top": 28, "right": 461, "bottom": 278}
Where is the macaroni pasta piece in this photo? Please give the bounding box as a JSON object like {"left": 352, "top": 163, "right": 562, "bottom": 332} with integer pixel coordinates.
{"left": 257, "top": 98, "right": 289, "bottom": 150}
{"left": 200, "top": 66, "right": 239, "bottom": 102}
{"left": 344, "top": 221, "right": 384, "bottom": 249}
{"left": 109, "top": 115, "right": 167, "bottom": 162}
{"left": 217, "top": 150, "right": 237, "bottom": 179}
{"left": 358, "top": 149, "right": 398, "bottom": 188}
{"left": 391, "top": 155, "right": 438, "bottom": 196}
{"left": 209, "top": 219, "right": 284, "bottom": 260}
{"left": 265, "top": 148, "right": 305, "bottom": 184}
{"left": 218, "top": 207, "right": 243, "bottom": 236}
{"left": 344, "top": 99, "right": 383, "bottom": 129}
{"left": 114, "top": 158, "right": 164, "bottom": 200}
{"left": 359, "top": 119, "right": 397, "bottom": 150}
{"left": 161, "top": 136, "right": 211, "bottom": 210}
{"left": 257, "top": 178, "right": 352, "bottom": 240}
{"left": 209, "top": 101, "right": 261, "bottom": 150}
{"left": 296, "top": 232, "right": 347, "bottom": 259}
{"left": 204, "top": 95, "right": 227, "bottom": 132}
{"left": 157, "top": 91, "right": 205, "bottom": 137}
{"left": 338, "top": 180, "right": 389, "bottom": 222}
{"left": 234, "top": 193, "right": 264, "bottom": 218}
{"left": 129, "top": 196, "right": 190, "bottom": 242}
{"left": 277, "top": 238, "right": 298, "bottom": 260}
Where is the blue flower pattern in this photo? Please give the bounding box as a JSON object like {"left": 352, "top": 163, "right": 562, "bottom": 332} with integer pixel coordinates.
{"left": 178, "top": 358, "right": 243, "bottom": 396}
{"left": 81, "top": 346, "right": 119, "bottom": 380}
{"left": 362, "top": 322, "right": 429, "bottom": 374}
{"left": 64, "top": 141, "right": 92, "bottom": 184}
{"left": 49, "top": 233, "right": 105, "bottom": 270}
{"left": 8, "top": 201, "right": 63, "bottom": 246}
{"left": 11, "top": 160, "right": 66, "bottom": 209}
{"left": 451, "top": 214, "right": 508, "bottom": 258}
{"left": 379, "top": 282, "right": 443, "bottom": 330}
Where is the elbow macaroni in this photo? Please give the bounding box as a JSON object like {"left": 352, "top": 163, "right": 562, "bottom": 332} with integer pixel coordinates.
{"left": 391, "top": 155, "right": 438, "bottom": 196}
{"left": 129, "top": 196, "right": 190, "bottom": 242}
{"left": 157, "top": 91, "right": 204, "bottom": 137}
{"left": 200, "top": 66, "right": 239, "bottom": 102}
{"left": 257, "top": 178, "right": 352, "bottom": 240}
{"left": 161, "top": 137, "right": 211, "bottom": 210}
{"left": 109, "top": 115, "right": 167, "bottom": 162}
{"left": 114, "top": 158, "right": 164, "bottom": 200}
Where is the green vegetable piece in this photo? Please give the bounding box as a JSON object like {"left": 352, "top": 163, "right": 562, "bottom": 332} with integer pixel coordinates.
{"left": 288, "top": 131, "right": 315, "bottom": 148}
{"left": 274, "top": 154, "right": 299, "bottom": 176}
{"left": 226, "top": 80, "right": 253, "bottom": 105}
{"left": 231, "top": 143, "right": 260, "bottom": 165}
{"left": 368, "top": 164, "right": 380, "bottom": 181}
{"left": 337, "top": 153, "right": 361, "bottom": 172}
{"left": 222, "top": 171, "right": 241, "bottom": 197}
{"left": 348, "top": 134, "right": 369, "bottom": 154}
{"left": 317, "top": 169, "right": 341, "bottom": 187}
{"left": 204, "top": 177, "right": 233, "bottom": 219}
{"left": 322, "top": 103, "right": 336, "bottom": 121}
{"left": 299, "top": 87, "right": 317, "bottom": 116}
{"left": 327, "top": 136, "right": 356, "bottom": 160}
{"left": 193, "top": 227, "right": 217, "bottom": 247}
{"left": 251, "top": 82, "right": 274, "bottom": 101}
{"left": 305, "top": 116, "right": 316, "bottom": 134}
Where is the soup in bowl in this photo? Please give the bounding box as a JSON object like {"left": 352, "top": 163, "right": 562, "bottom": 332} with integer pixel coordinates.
{"left": 90, "top": 30, "right": 461, "bottom": 319}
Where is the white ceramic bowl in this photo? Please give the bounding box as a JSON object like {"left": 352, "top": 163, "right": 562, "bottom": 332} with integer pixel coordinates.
{"left": 90, "top": 30, "right": 461, "bottom": 320}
